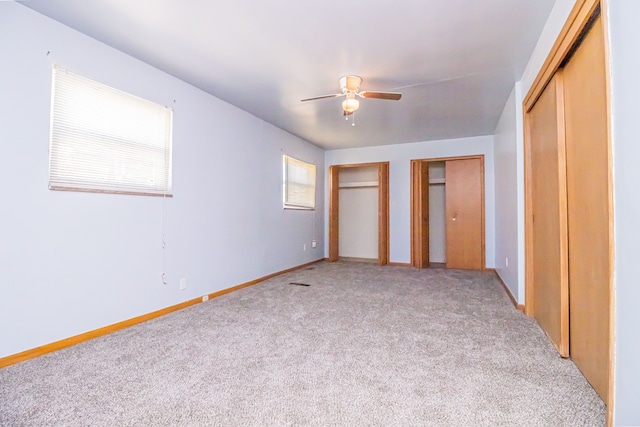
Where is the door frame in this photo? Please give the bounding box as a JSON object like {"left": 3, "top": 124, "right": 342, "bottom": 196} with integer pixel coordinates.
{"left": 328, "top": 162, "right": 389, "bottom": 265}
{"left": 523, "top": 0, "right": 614, "bottom": 422}
{"left": 410, "top": 155, "right": 485, "bottom": 270}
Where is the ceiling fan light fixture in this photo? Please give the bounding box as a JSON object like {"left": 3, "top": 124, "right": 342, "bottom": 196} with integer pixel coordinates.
{"left": 342, "top": 93, "right": 360, "bottom": 113}
{"left": 301, "top": 75, "right": 400, "bottom": 115}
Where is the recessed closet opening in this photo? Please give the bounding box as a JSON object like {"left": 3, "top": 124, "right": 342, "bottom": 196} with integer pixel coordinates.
{"left": 338, "top": 165, "right": 379, "bottom": 263}
{"left": 428, "top": 162, "right": 446, "bottom": 267}
{"left": 328, "top": 162, "right": 389, "bottom": 265}
{"left": 411, "top": 156, "right": 485, "bottom": 270}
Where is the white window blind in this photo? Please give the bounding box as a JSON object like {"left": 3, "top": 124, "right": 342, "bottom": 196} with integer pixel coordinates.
{"left": 49, "top": 66, "right": 173, "bottom": 196}
{"left": 283, "top": 155, "right": 316, "bottom": 209}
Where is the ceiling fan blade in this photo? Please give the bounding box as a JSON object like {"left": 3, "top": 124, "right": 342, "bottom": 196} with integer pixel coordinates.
{"left": 343, "top": 110, "right": 354, "bottom": 117}
{"left": 359, "top": 91, "right": 402, "bottom": 100}
{"left": 300, "top": 94, "right": 342, "bottom": 102}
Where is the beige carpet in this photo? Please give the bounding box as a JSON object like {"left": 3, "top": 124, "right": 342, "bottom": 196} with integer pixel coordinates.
{"left": 0, "top": 261, "right": 605, "bottom": 426}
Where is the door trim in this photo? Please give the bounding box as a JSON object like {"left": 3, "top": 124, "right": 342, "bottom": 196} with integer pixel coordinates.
{"left": 410, "top": 155, "right": 485, "bottom": 270}
{"left": 328, "top": 162, "right": 390, "bottom": 265}
{"left": 523, "top": 0, "right": 614, "bottom": 423}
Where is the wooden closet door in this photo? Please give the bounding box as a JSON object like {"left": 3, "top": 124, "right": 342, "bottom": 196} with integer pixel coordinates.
{"left": 563, "top": 15, "right": 611, "bottom": 401}
{"left": 328, "top": 166, "right": 340, "bottom": 262}
{"left": 410, "top": 161, "right": 430, "bottom": 268}
{"left": 528, "top": 72, "right": 569, "bottom": 357}
{"left": 377, "top": 163, "right": 390, "bottom": 266}
{"left": 445, "top": 158, "right": 484, "bottom": 270}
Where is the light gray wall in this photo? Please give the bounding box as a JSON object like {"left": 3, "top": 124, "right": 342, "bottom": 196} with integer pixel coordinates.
{"left": 520, "top": 0, "right": 578, "bottom": 96}
{"left": 492, "top": 0, "right": 576, "bottom": 305}
{"left": 493, "top": 84, "right": 524, "bottom": 302}
{"left": 338, "top": 187, "right": 378, "bottom": 259}
{"left": 0, "top": 3, "right": 324, "bottom": 359}
{"left": 428, "top": 162, "right": 446, "bottom": 263}
{"left": 607, "top": 1, "right": 640, "bottom": 424}
{"left": 338, "top": 166, "right": 379, "bottom": 259}
{"left": 325, "top": 136, "right": 495, "bottom": 266}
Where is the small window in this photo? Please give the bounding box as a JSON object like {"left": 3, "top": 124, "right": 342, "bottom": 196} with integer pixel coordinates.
{"left": 49, "top": 66, "right": 173, "bottom": 196}
{"left": 283, "top": 155, "right": 316, "bottom": 210}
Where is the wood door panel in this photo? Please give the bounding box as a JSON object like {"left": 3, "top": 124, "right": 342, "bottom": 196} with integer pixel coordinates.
{"left": 411, "top": 160, "right": 430, "bottom": 268}
{"left": 328, "top": 166, "right": 340, "bottom": 261}
{"left": 445, "top": 158, "right": 483, "bottom": 270}
{"left": 378, "top": 163, "right": 390, "bottom": 265}
{"left": 563, "top": 15, "right": 610, "bottom": 401}
{"left": 528, "top": 72, "right": 569, "bottom": 357}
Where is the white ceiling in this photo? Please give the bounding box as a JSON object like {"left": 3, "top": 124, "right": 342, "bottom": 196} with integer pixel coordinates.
{"left": 21, "top": 0, "right": 555, "bottom": 150}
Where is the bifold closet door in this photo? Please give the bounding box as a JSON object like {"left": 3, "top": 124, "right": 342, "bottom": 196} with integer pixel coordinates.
{"left": 410, "top": 160, "right": 429, "bottom": 268}
{"left": 445, "top": 158, "right": 483, "bottom": 270}
{"left": 563, "top": 14, "right": 610, "bottom": 401}
{"left": 377, "top": 163, "right": 390, "bottom": 265}
{"left": 328, "top": 166, "right": 339, "bottom": 262}
{"left": 528, "top": 72, "right": 569, "bottom": 357}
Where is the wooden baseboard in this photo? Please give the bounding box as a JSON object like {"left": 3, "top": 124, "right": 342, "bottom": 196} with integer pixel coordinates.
{"left": 0, "top": 259, "right": 324, "bottom": 369}
{"left": 492, "top": 270, "right": 525, "bottom": 312}
{"left": 328, "top": 258, "right": 412, "bottom": 268}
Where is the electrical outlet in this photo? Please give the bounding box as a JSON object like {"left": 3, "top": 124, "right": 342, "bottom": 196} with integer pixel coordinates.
{"left": 311, "top": 240, "right": 317, "bottom": 249}
{"left": 202, "top": 295, "right": 209, "bottom": 302}
{"left": 179, "top": 278, "right": 187, "bottom": 290}
{"left": 303, "top": 243, "right": 307, "bottom": 251}
{"left": 505, "top": 257, "right": 509, "bottom": 267}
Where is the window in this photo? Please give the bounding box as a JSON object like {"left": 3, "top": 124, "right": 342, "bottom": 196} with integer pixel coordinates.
{"left": 49, "top": 66, "right": 173, "bottom": 196}
{"left": 283, "top": 155, "right": 316, "bottom": 209}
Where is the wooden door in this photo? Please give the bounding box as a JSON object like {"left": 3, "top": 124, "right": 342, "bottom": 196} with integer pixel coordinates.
{"left": 410, "top": 160, "right": 430, "bottom": 268}
{"left": 377, "top": 163, "right": 390, "bottom": 266}
{"left": 328, "top": 166, "right": 339, "bottom": 261}
{"left": 563, "top": 15, "right": 610, "bottom": 401}
{"left": 528, "top": 72, "right": 569, "bottom": 357}
{"left": 445, "top": 158, "right": 484, "bottom": 270}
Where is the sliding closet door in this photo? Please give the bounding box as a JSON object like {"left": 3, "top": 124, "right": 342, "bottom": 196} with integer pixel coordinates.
{"left": 563, "top": 15, "right": 610, "bottom": 401}
{"left": 528, "top": 72, "right": 569, "bottom": 357}
{"left": 445, "top": 158, "right": 484, "bottom": 270}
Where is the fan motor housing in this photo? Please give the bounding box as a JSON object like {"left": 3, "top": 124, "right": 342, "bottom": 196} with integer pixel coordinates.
{"left": 340, "top": 75, "right": 362, "bottom": 93}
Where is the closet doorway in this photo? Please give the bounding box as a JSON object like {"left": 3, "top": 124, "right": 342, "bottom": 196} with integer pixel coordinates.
{"left": 328, "top": 162, "right": 389, "bottom": 265}
{"left": 410, "top": 156, "right": 485, "bottom": 270}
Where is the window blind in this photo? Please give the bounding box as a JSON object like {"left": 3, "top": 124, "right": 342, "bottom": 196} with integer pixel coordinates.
{"left": 283, "top": 155, "right": 316, "bottom": 209}
{"left": 49, "top": 66, "right": 173, "bottom": 196}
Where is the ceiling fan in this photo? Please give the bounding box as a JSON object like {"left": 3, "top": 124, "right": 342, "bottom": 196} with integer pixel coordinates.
{"left": 301, "top": 75, "right": 402, "bottom": 116}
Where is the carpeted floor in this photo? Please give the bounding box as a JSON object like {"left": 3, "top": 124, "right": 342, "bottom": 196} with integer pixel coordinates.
{"left": 0, "top": 261, "right": 605, "bottom": 426}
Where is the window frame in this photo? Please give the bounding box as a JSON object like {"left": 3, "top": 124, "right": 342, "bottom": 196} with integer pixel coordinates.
{"left": 282, "top": 154, "right": 316, "bottom": 210}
